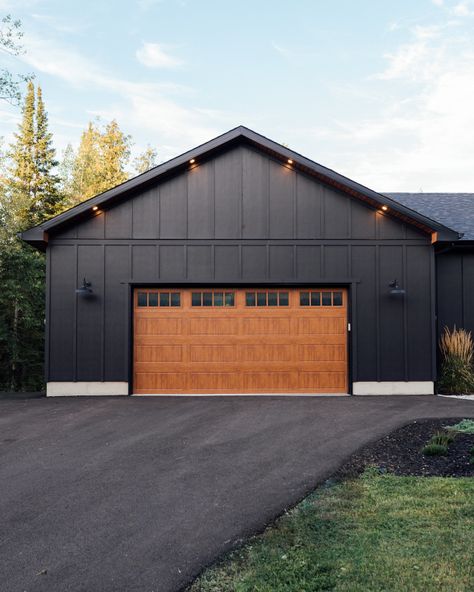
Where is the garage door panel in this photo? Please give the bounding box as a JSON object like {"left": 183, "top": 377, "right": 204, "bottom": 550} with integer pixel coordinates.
{"left": 134, "top": 288, "right": 348, "bottom": 394}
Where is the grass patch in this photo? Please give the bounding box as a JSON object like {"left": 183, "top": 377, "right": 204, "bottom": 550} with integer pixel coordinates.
{"left": 446, "top": 419, "right": 474, "bottom": 434}
{"left": 190, "top": 472, "right": 474, "bottom": 592}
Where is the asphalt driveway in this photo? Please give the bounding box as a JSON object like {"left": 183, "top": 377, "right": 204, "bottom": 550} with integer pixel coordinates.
{"left": 1, "top": 395, "right": 473, "bottom": 592}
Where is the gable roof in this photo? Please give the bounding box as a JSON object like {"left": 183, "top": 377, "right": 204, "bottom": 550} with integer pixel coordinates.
{"left": 22, "top": 126, "right": 461, "bottom": 250}
{"left": 387, "top": 193, "right": 474, "bottom": 241}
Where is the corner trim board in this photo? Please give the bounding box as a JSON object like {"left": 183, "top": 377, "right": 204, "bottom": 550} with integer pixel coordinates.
{"left": 47, "top": 382, "right": 129, "bottom": 396}
{"left": 352, "top": 381, "right": 434, "bottom": 395}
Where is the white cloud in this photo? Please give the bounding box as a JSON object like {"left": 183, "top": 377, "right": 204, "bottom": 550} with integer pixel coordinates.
{"left": 136, "top": 42, "right": 183, "bottom": 69}
{"left": 324, "top": 22, "right": 474, "bottom": 191}
{"left": 15, "top": 33, "right": 233, "bottom": 160}
{"left": 452, "top": 1, "right": 473, "bottom": 15}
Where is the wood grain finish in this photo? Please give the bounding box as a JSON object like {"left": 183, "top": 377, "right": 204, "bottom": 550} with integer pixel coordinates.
{"left": 134, "top": 288, "right": 348, "bottom": 394}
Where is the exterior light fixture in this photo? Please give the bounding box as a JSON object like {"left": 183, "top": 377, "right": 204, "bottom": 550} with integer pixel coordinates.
{"left": 92, "top": 206, "right": 99, "bottom": 211}
{"left": 75, "top": 277, "right": 93, "bottom": 296}
{"left": 189, "top": 158, "right": 195, "bottom": 164}
{"left": 287, "top": 159, "right": 293, "bottom": 164}
{"left": 381, "top": 205, "right": 388, "bottom": 211}
{"left": 389, "top": 279, "right": 405, "bottom": 296}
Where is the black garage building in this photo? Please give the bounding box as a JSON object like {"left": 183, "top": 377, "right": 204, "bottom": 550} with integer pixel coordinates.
{"left": 22, "top": 127, "right": 473, "bottom": 396}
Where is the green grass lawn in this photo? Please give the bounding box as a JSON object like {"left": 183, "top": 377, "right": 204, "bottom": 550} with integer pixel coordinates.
{"left": 190, "top": 471, "right": 474, "bottom": 592}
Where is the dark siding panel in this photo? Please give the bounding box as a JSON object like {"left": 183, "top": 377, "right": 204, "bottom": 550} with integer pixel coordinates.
{"left": 132, "top": 187, "right": 158, "bottom": 238}
{"left": 406, "top": 246, "right": 432, "bottom": 380}
{"left": 242, "top": 245, "right": 267, "bottom": 279}
{"left": 187, "top": 162, "right": 214, "bottom": 238}
{"left": 351, "top": 201, "right": 375, "bottom": 239}
{"left": 352, "top": 246, "right": 377, "bottom": 381}
{"left": 76, "top": 213, "right": 104, "bottom": 239}
{"left": 269, "top": 161, "right": 294, "bottom": 238}
{"left": 324, "top": 188, "right": 349, "bottom": 238}
{"left": 105, "top": 201, "right": 132, "bottom": 239}
{"left": 377, "top": 213, "right": 405, "bottom": 239}
{"left": 437, "top": 253, "right": 463, "bottom": 331}
{"left": 76, "top": 245, "right": 103, "bottom": 380}
{"left": 132, "top": 245, "right": 158, "bottom": 282}
{"left": 405, "top": 225, "right": 426, "bottom": 240}
{"left": 187, "top": 246, "right": 212, "bottom": 280}
{"left": 296, "top": 174, "right": 322, "bottom": 239}
{"left": 215, "top": 245, "right": 240, "bottom": 280}
{"left": 379, "top": 246, "right": 404, "bottom": 380}
{"left": 324, "top": 246, "right": 348, "bottom": 277}
{"left": 104, "top": 246, "right": 129, "bottom": 380}
{"left": 49, "top": 246, "right": 75, "bottom": 380}
{"left": 214, "top": 149, "right": 242, "bottom": 239}
{"left": 160, "top": 175, "right": 187, "bottom": 239}
{"left": 242, "top": 149, "right": 268, "bottom": 238}
{"left": 53, "top": 226, "right": 77, "bottom": 239}
{"left": 269, "top": 245, "right": 293, "bottom": 279}
{"left": 160, "top": 245, "right": 185, "bottom": 280}
{"left": 462, "top": 253, "right": 474, "bottom": 333}
{"left": 296, "top": 246, "right": 321, "bottom": 279}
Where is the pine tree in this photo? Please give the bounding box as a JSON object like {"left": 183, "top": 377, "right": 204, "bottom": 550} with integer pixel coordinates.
{"left": 35, "top": 85, "right": 62, "bottom": 220}
{"left": 134, "top": 145, "right": 158, "bottom": 174}
{"left": 0, "top": 82, "right": 62, "bottom": 391}
{"left": 99, "top": 119, "right": 131, "bottom": 190}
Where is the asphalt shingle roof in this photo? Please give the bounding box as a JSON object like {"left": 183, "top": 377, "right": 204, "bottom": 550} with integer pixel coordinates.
{"left": 386, "top": 193, "right": 474, "bottom": 241}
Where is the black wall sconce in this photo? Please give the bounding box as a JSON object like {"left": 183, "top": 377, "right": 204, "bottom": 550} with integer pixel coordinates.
{"left": 75, "top": 277, "right": 93, "bottom": 296}
{"left": 389, "top": 279, "right": 405, "bottom": 296}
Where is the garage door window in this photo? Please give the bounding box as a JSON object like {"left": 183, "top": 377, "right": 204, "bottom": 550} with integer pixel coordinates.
{"left": 192, "top": 292, "right": 235, "bottom": 307}
{"left": 300, "top": 291, "right": 343, "bottom": 307}
{"left": 245, "top": 291, "right": 289, "bottom": 306}
{"left": 137, "top": 291, "right": 181, "bottom": 307}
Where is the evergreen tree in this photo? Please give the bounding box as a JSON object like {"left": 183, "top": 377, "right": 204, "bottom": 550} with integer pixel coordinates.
{"left": 134, "top": 145, "right": 158, "bottom": 174}
{"left": 0, "top": 82, "right": 62, "bottom": 391}
{"left": 68, "top": 119, "right": 131, "bottom": 205}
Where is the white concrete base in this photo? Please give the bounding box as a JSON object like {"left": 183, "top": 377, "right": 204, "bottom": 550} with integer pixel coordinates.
{"left": 47, "top": 382, "right": 129, "bottom": 397}
{"left": 353, "top": 381, "right": 434, "bottom": 395}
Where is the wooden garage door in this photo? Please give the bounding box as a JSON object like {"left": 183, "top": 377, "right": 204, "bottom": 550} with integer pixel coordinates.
{"left": 133, "top": 288, "right": 348, "bottom": 394}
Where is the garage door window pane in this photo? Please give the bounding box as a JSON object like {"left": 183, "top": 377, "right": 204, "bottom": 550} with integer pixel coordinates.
{"left": 159, "top": 293, "right": 169, "bottom": 307}
{"left": 333, "top": 291, "right": 343, "bottom": 306}
{"left": 300, "top": 292, "right": 310, "bottom": 306}
{"left": 225, "top": 293, "right": 234, "bottom": 306}
{"left": 214, "top": 292, "right": 223, "bottom": 306}
{"left": 268, "top": 292, "right": 278, "bottom": 306}
{"left": 257, "top": 293, "right": 266, "bottom": 306}
{"left": 246, "top": 292, "right": 255, "bottom": 306}
{"left": 148, "top": 292, "right": 158, "bottom": 307}
{"left": 311, "top": 292, "right": 321, "bottom": 306}
{"left": 203, "top": 292, "right": 213, "bottom": 306}
{"left": 137, "top": 292, "right": 147, "bottom": 307}
{"left": 279, "top": 292, "right": 289, "bottom": 306}
{"left": 192, "top": 292, "right": 201, "bottom": 306}
{"left": 171, "top": 293, "right": 180, "bottom": 307}
{"left": 322, "top": 292, "right": 332, "bottom": 306}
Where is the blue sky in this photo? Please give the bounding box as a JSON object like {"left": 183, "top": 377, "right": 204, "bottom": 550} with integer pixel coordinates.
{"left": 2, "top": 0, "right": 474, "bottom": 190}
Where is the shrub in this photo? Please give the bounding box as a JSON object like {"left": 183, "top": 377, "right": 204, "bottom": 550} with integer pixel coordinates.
{"left": 446, "top": 419, "right": 474, "bottom": 434}
{"left": 429, "top": 431, "right": 456, "bottom": 447}
{"left": 438, "top": 326, "right": 474, "bottom": 394}
{"left": 422, "top": 443, "right": 448, "bottom": 456}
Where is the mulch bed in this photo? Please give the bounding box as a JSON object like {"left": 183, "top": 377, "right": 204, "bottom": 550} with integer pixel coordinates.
{"left": 336, "top": 418, "right": 474, "bottom": 479}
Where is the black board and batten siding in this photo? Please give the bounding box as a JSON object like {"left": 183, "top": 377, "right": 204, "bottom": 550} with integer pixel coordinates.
{"left": 47, "top": 145, "right": 434, "bottom": 387}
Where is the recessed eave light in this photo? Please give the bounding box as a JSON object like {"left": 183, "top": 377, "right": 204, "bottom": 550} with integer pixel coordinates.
{"left": 287, "top": 158, "right": 293, "bottom": 165}
{"left": 381, "top": 205, "right": 388, "bottom": 211}
{"left": 189, "top": 158, "right": 195, "bottom": 164}
{"left": 92, "top": 206, "right": 99, "bottom": 211}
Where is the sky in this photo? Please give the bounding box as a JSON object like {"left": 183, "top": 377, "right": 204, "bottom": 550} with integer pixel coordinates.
{"left": 1, "top": 0, "right": 474, "bottom": 191}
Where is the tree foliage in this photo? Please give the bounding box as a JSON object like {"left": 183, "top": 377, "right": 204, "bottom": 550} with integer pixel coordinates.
{"left": 0, "top": 15, "right": 33, "bottom": 105}
{"left": 133, "top": 145, "right": 158, "bottom": 174}
{"left": 0, "top": 82, "right": 63, "bottom": 391}
{"left": 66, "top": 119, "right": 132, "bottom": 205}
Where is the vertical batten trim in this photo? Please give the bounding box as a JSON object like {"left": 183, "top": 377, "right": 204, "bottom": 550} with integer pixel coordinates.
{"left": 73, "top": 244, "right": 78, "bottom": 382}
{"left": 101, "top": 244, "right": 105, "bottom": 381}
{"left": 402, "top": 244, "right": 408, "bottom": 381}
{"left": 375, "top": 244, "right": 380, "bottom": 381}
